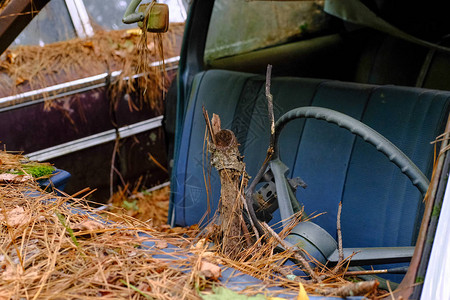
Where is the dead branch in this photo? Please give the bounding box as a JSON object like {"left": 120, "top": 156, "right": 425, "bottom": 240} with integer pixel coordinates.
{"left": 110, "top": 136, "right": 120, "bottom": 199}
{"left": 202, "top": 106, "right": 216, "bottom": 144}
{"left": 245, "top": 64, "right": 277, "bottom": 239}
{"left": 261, "top": 222, "right": 321, "bottom": 282}
{"left": 246, "top": 64, "right": 276, "bottom": 198}
{"left": 265, "top": 64, "right": 275, "bottom": 156}
{"left": 337, "top": 201, "right": 344, "bottom": 263}
{"left": 211, "top": 113, "right": 221, "bottom": 137}
{"left": 241, "top": 194, "right": 260, "bottom": 243}
{"left": 344, "top": 269, "right": 388, "bottom": 276}
{"left": 315, "top": 280, "right": 379, "bottom": 297}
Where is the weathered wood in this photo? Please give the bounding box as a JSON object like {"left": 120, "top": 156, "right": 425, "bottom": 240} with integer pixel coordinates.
{"left": 316, "top": 280, "right": 379, "bottom": 297}
{"left": 203, "top": 108, "right": 250, "bottom": 258}
{"left": 210, "top": 128, "right": 247, "bottom": 258}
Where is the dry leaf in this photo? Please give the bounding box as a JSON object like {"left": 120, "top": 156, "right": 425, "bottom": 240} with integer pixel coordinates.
{"left": 1, "top": 262, "right": 19, "bottom": 281}
{"left": 113, "top": 50, "right": 127, "bottom": 58}
{"left": 5, "top": 51, "right": 16, "bottom": 64}
{"left": 82, "top": 41, "right": 94, "bottom": 49}
{"left": 15, "top": 76, "right": 27, "bottom": 85}
{"left": 0, "top": 206, "right": 31, "bottom": 227}
{"left": 191, "top": 238, "right": 207, "bottom": 250}
{"left": 0, "top": 173, "right": 32, "bottom": 183}
{"left": 147, "top": 41, "right": 155, "bottom": 50}
{"left": 200, "top": 251, "right": 215, "bottom": 259}
{"left": 155, "top": 240, "right": 168, "bottom": 249}
{"left": 297, "top": 282, "right": 309, "bottom": 300}
{"left": 199, "top": 260, "right": 221, "bottom": 281}
{"left": 72, "top": 220, "right": 105, "bottom": 231}
{"left": 169, "top": 227, "right": 186, "bottom": 234}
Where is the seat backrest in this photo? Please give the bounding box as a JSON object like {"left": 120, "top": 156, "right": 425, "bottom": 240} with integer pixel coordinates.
{"left": 353, "top": 33, "right": 450, "bottom": 92}
{"left": 171, "top": 69, "right": 450, "bottom": 250}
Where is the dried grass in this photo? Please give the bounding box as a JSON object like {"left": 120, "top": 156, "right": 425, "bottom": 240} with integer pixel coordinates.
{"left": 0, "top": 0, "right": 12, "bottom": 11}
{"left": 108, "top": 184, "right": 170, "bottom": 226}
{"left": 0, "top": 23, "right": 184, "bottom": 111}
{"left": 0, "top": 152, "right": 385, "bottom": 299}
{"left": 0, "top": 181, "right": 209, "bottom": 299}
{"left": 0, "top": 150, "right": 24, "bottom": 171}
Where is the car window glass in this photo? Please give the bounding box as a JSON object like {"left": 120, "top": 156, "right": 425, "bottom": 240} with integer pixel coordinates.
{"left": 204, "top": 0, "right": 330, "bottom": 62}
{"left": 12, "top": 0, "right": 76, "bottom": 46}
{"left": 11, "top": 0, "right": 187, "bottom": 47}
{"left": 85, "top": 0, "right": 187, "bottom": 31}
{"left": 84, "top": 0, "right": 135, "bottom": 31}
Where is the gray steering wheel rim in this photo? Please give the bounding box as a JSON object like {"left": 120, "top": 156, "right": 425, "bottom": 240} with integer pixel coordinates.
{"left": 274, "top": 106, "right": 429, "bottom": 196}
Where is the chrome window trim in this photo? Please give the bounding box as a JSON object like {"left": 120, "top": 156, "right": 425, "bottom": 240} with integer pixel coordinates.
{"left": 26, "top": 115, "right": 164, "bottom": 161}
{"left": 65, "top": 0, "right": 89, "bottom": 38}
{"left": 73, "top": 0, "right": 94, "bottom": 37}
{"left": 65, "top": 0, "right": 94, "bottom": 38}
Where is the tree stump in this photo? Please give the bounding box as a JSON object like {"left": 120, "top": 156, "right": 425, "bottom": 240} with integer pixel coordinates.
{"left": 206, "top": 112, "right": 249, "bottom": 258}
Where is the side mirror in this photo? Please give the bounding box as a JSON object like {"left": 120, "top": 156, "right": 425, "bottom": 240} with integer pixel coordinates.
{"left": 122, "top": 0, "right": 169, "bottom": 33}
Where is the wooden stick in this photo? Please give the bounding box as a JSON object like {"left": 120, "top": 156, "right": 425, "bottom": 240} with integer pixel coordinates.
{"left": 261, "top": 222, "right": 321, "bottom": 282}
{"left": 110, "top": 136, "right": 120, "bottom": 199}
{"left": 202, "top": 106, "right": 216, "bottom": 144}
{"left": 344, "top": 269, "right": 389, "bottom": 276}
{"left": 337, "top": 201, "right": 344, "bottom": 263}
{"left": 316, "top": 280, "right": 379, "bottom": 297}
{"left": 324, "top": 201, "right": 344, "bottom": 279}
{"left": 265, "top": 64, "right": 275, "bottom": 157}
{"left": 245, "top": 64, "right": 276, "bottom": 228}
{"left": 241, "top": 194, "right": 260, "bottom": 243}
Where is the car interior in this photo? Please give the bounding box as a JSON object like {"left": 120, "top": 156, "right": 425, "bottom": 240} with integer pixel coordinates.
{"left": 168, "top": 0, "right": 450, "bottom": 287}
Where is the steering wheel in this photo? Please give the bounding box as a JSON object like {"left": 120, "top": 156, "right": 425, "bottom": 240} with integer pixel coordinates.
{"left": 271, "top": 106, "right": 429, "bottom": 220}
{"left": 264, "top": 106, "right": 428, "bottom": 267}
{"left": 276, "top": 107, "right": 429, "bottom": 193}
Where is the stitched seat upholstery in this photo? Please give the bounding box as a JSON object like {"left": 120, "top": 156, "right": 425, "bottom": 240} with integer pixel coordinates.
{"left": 171, "top": 69, "right": 450, "bottom": 251}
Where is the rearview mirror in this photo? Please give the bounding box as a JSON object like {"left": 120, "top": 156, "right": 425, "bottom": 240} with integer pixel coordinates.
{"left": 138, "top": 3, "right": 169, "bottom": 33}
{"left": 123, "top": 0, "right": 169, "bottom": 33}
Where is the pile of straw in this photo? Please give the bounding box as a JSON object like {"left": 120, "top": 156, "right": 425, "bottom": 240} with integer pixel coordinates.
{"left": 109, "top": 184, "right": 170, "bottom": 226}
{"left": 0, "top": 181, "right": 221, "bottom": 299}
{"left": 0, "top": 151, "right": 23, "bottom": 172}
{"left": 0, "top": 156, "right": 385, "bottom": 299}
{"left": 0, "top": 23, "right": 184, "bottom": 111}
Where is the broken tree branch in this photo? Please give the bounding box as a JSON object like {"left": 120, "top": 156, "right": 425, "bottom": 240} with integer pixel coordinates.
{"left": 202, "top": 105, "right": 216, "bottom": 144}
{"left": 246, "top": 64, "right": 276, "bottom": 228}
{"left": 315, "top": 280, "right": 379, "bottom": 297}
{"left": 261, "top": 221, "right": 321, "bottom": 282}
{"left": 241, "top": 194, "right": 260, "bottom": 243}
{"left": 337, "top": 201, "right": 344, "bottom": 264}
{"left": 266, "top": 64, "right": 275, "bottom": 157}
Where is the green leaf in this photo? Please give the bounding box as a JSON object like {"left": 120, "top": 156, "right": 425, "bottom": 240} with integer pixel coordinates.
{"left": 119, "top": 279, "right": 152, "bottom": 299}
{"left": 55, "top": 211, "right": 79, "bottom": 248}
{"left": 415, "top": 276, "right": 425, "bottom": 283}
{"left": 122, "top": 200, "right": 139, "bottom": 211}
